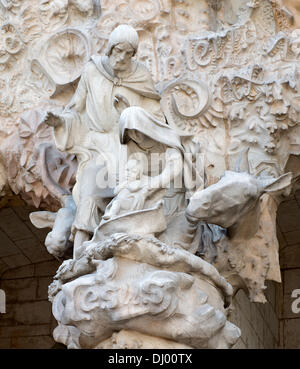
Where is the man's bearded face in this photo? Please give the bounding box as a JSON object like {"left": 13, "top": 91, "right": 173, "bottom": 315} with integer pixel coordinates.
{"left": 109, "top": 42, "right": 135, "bottom": 72}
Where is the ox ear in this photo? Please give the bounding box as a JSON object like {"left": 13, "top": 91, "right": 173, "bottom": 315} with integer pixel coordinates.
{"left": 29, "top": 211, "right": 57, "bottom": 229}
{"left": 261, "top": 172, "right": 293, "bottom": 194}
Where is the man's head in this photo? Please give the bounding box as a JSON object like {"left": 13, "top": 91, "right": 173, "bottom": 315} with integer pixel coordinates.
{"left": 106, "top": 25, "right": 139, "bottom": 72}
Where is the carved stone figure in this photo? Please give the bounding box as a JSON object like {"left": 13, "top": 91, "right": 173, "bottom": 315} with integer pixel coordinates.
{"left": 30, "top": 195, "right": 76, "bottom": 258}
{"left": 186, "top": 170, "right": 292, "bottom": 301}
{"left": 102, "top": 158, "right": 148, "bottom": 220}
{"left": 186, "top": 171, "right": 292, "bottom": 229}
{"left": 77, "top": 105, "right": 202, "bottom": 258}
{"left": 1, "top": 0, "right": 300, "bottom": 350}
{"left": 42, "top": 25, "right": 165, "bottom": 258}
{"left": 50, "top": 233, "right": 240, "bottom": 349}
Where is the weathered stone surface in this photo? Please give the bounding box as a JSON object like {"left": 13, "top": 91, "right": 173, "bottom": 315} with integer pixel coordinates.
{"left": 0, "top": 0, "right": 299, "bottom": 350}
{"left": 97, "top": 330, "right": 193, "bottom": 349}
{"left": 282, "top": 229, "right": 300, "bottom": 245}
{"left": 280, "top": 244, "right": 300, "bottom": 268}
{"left": 282, "top": 318, "right": 300, "bottom": 348}
{"left": 15, "top": 238, "right": 53, "bottom": 263}
{"left": 0, "top": 230, "right": 20, "bottom": 258}
{"left": 2, "top": 254, "right": 31, "bottom": 269}
{"left": 24, "top": 220, "right": 50, "bottom": 244}
{"left": 8, "top": 301, "right": 52, "bottom": 326}
{"left": 11, "top": 336, "right": 54, "bottom": 349}
{"left": 34, "top": 260, "right": 60, "bottom": 277}
{"left": 0, "top": 325, "right": 50, "bottom": 338}
{"left": 0, "top": 259, "right": 9, "bottom": 276}
{"left": 36, "top": 277, "right": 53, "bottom": 300}
{"left": 277, "top": 199, "right": 300, "bottom": 232}
{"left": 1, "top": 278, "right": 38, "bottom": 303}
{"left": 0, "top": 209, "right": 34, "bottom": 241}
{"left": 1, "top": 264, "right": 35, "bottom": 280}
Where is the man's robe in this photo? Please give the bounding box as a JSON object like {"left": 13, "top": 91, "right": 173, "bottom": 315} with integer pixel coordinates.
{"left": 54, "top": 55, "right": 165, "bottom": 233}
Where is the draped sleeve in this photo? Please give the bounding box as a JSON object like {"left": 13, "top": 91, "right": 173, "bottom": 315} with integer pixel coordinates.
{"left": 53, "top": 67, "right": 89, "bottom": 153}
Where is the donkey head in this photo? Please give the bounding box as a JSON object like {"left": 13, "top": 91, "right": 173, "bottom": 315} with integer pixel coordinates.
{"left": 186, "top": 171, "right": 292, "bottom": 229}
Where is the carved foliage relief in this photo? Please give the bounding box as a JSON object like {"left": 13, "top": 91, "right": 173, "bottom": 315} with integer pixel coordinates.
{"left": 0, "top": 0, "right": 298, "bottom": 206}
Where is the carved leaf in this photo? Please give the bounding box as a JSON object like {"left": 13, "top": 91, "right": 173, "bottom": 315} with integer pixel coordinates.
{"left": 30, "top": 60, "right": 56, "bottom": 96}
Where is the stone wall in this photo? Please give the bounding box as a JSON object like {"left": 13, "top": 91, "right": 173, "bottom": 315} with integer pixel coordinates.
{"left": 230, "top": 281, "right": 280, "bottom": 349}
{"left": 277, "top": 192, "right": 300, "bottom": 349}
{"left": 0, "top": 261, "right": 59, "bottom": 349}
{"left": 0, "top": 205, "right": 60, "bottom": 349}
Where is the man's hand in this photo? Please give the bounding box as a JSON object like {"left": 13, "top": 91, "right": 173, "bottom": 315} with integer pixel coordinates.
{"left": 43, "top": 111, "right": 64, "bottom": 128}
{"left": 113, "top": 94, "right": 130, "bottom": 115}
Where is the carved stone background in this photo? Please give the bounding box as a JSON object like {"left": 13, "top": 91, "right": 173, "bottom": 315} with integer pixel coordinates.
{"left": 0, "top": 0, "right": 298, "bottom": 205}
{"left": 0, "top": 0, "right": 298, "bottom": 207}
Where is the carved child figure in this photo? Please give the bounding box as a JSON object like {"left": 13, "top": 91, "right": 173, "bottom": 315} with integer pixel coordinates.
{"left": 102, "top": 158, "right": 148, "bottom": 220}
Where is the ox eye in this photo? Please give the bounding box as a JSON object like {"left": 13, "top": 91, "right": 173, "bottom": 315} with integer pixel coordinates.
{"left": 244, "top": 187, "right": 257, "bottom": 198}
{"left": 200, "top": 200, "right": 211, "bottom": 210}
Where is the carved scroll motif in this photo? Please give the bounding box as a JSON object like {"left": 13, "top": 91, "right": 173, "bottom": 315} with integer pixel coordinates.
{"left": 161, "top": 78, "right": 213, "bottom": 134}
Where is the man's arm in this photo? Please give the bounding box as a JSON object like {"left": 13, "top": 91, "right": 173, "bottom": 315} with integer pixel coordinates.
{"left": 42, "top": 63, "right": 90, "bottom": 151}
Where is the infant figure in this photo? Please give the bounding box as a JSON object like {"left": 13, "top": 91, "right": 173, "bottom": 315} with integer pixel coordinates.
{"left": 102, "top": 159, "right": 148, "bottom": 220}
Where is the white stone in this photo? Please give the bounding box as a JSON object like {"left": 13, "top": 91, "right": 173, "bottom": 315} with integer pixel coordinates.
{"left": 0, "top": 0, "right": 299, "bottom": 349}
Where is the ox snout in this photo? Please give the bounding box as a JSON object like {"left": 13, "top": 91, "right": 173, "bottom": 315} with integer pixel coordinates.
{"left": 186, "top": 194, "right": 212, "bottom": 222}
{"left": 185, "top": 208, "right": 200, "bottom": 224}
{"left": 45, "top": 233, "right": 68, "bottom": 247}
{"left": 45, "top": 232, "right": 69, "bottom": 257}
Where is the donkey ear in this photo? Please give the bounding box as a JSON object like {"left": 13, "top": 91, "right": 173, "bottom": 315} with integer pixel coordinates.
{"left": 262, "top": 172, "right": 292, "bottom": 194}
{"left": 29, "top": 211, "right": 57, "bottom": 229}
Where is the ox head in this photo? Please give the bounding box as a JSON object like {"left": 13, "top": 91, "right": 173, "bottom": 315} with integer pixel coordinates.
{"left": 30, "top": 211, "right": 70, "bottom": 258}
{"left": 30, "top": 197, "right": 76, "bottom": 258}
{"left": 186, "top": 171, "right": 292, "bottom": 229}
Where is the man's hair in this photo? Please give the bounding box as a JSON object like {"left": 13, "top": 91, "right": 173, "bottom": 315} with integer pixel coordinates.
{"left": 105, "top": 24, "right": 139, "bottom": 56}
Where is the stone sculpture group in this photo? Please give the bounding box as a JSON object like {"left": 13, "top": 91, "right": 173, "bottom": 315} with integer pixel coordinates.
{"left": 0, "top": 0, "right": 299, "bottom": 349}
{"left": 37, "top": 24, "right": 240, "bottom": 349}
